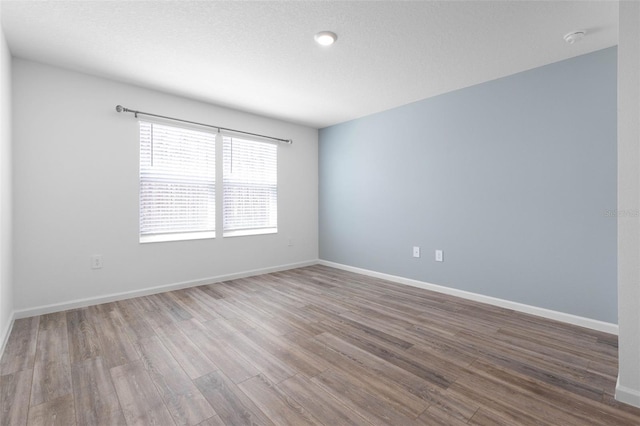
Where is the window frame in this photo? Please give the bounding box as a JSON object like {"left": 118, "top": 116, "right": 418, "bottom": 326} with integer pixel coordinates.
{"left": 138, "top": 120, "right": 217, "bottom": 244}
{"left": 138, "top": 121, "right": 280, "bottom": 244}
{"left": 222, "top": 135, "right": 278, "bottom": 238}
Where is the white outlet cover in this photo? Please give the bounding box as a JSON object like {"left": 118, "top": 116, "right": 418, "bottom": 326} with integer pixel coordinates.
{"left": 413, "top": 246, "right": 420, "bottom": 258}
{"left": 435, "top": 250, "right": 444, "bottom": 262}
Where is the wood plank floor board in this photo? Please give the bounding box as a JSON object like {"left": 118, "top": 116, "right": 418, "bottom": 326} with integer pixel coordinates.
{"left": 458, "top": 335, "right": 606, "bottom": 402}
{"left": 1, "top": 369, "right": 33, "bottom": 426}
{"left": 212, "top": 280, "right": 252, "bottom": 299}
{"left": 415, "top": 303, "right": 504, "bottom": 335}
{"left": 336, "top": 300, "right": 462, "bottom": 345}
{"left": 498, "top": 322, "right": 617, "bottom": 360}
{"left": 329, "top": 311, "right": 414, "bottom": 350}
{"left": 304, "top": 333, "right": 430, "bottom": 417}
{"left": 331, "top": 287, "right": 434, "bottom": 322}
{"left": 237, "top": 374, "right": 321, "bottom": 426}
{"left": 224, "top": 296, "right": 276, "bottom": 320}
{"left": 194, "top": 371, "right": 274, "bottom": 426}
{"left": 267, "top": 274, "right": 326, "bottom": 296}
{"left": 110, "top": 360, "right": 176, "bottom": 426}
{"left": 0, "top": 316, "right": 39, "bottom": 376}
{"left": 455, "top": 329, "right": 612, "bottom": 395}
{"left": 167, "top": 290, "right": 221, "bottom": 323}
{"left": 147, "top": 293, "right": 193, "bottom": 323}
{"left": 487, "top": 325, "right": 594, "bottom": 369}
{"left": 241, "top": 327, "right": 330, "bottom": 379}
{"left": 87, "top": 304, "right": 139, "bottom": 369}
{"left": 203, "top": 318, "right": 296, "bottom": 384}
{"left": 66, "top": 308, "right": 101, "bottom": 363}
{"left": 278, "top": 374, "right": 374, "bottom": 426}
{"left": 311, "top": 368, "right": 423, "bottom": 426}
{"left": 244, "top": 295, "right": 326, "bottom": 333}
{"left": 451, "top": 365, "right": 605, "bottom": 426}
{"left": 229, "top": 277, "right": 265, "bottom": 293}
{"left": 2, "top": 265, "right": 638, "bottom": 425}
{"left": 134, "top": 336, "right": 216, "bottom": 425}
{"left": 468, "top": 357, "right": 640, "bottom": 426}
{"left": 587, "top": 357, "right": 619, "bottom": 378}
{"left": 202, "top": 297, "right": 252, "bottom": 321}
{"left": 29, "top": 360, "right": 72, "bottom": 408}
{"left": 195, "top": 415, "right": 225, "bottom": 426}
{"left": 317, "top": 319, "right": 457, "bottom": 389}
{"left": 237, "top": 312, "right": 300, "bottom": 337}
{"left": 154, "top": 323, "right": 219, "bottom": 380}
{"left": 258, "top": 286, "right": 312, "bottom": 312}
{"left": 176, "top": 319, "right": 259, "bottom": 384}
{"left": 417, "top": 405, "right": 474, "bottom": 426}
{"left": 114, "top": 299, "right": 157, "bottom": 342}
{"left": 301, "top": 299, "right": 351, "bottom": 319}
{"left": 468, "top": 407, "right": 525, "bottom": 426}
{"left": 406, "top": 341, "right": 477, "bottom": 369}
{"left": 70, "top": 357, "right": 125, "bottom": 425}
{"left": 193, "top": 285, "right": 225, "bottom": 301}
{"left": 264, "top": 311, "right": 329, "bottom": 337}
{"left": 407, "top": 322, "right": 501, "bottom": 361}
{"left": 132, "top": 296, "right": 180, "bottom": 329}
{"left": 185, "top": 287, "right": 235, "bottom": 318}
{"left": 26, "top": 394, "right": 76, "bottom": 426}
{"left": 30, "top": 312, "right": 72, "bottom": 407}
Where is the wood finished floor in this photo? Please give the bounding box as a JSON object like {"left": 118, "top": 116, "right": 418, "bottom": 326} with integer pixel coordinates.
{"left": 1, "top": 265, "right": 639, "bottom": 425}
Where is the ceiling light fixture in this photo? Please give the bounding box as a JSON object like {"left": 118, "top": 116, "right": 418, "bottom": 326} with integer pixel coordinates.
{"left": 563, "top": 30, "right": 586, "bottom": 44}
{"left": 314, "top": 31, "right": 337, "bottom": 46}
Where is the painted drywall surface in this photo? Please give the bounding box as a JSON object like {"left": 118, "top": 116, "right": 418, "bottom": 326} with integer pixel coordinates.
{"left": 617, "top": 0, "right": 640, "bottom": 407}
{"left": 0, "top": 25, "right": 13, "bottom": 339}
{"left": 12, "top": 59, "right": 318, "bottom": 310}
{"left": 320, "top": 47, "right": 617, "bottom": 323}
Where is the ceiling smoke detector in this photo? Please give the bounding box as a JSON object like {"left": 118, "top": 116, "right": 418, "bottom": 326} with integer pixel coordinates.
{"left": 563, "top": 30, "right": 586, "bottom": 44}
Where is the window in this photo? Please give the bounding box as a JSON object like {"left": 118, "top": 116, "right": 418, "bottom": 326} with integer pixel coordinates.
{"left": 139, "top": 122, "right": 278, "bottom": 243}
{"left": 223, "top": 137, "right": 277, "bottom": 237}
{"left": 139, "top": 122, "right": 216, "bottom": 243}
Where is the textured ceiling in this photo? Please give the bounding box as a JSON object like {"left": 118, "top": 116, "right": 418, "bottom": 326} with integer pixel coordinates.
{"left": 0, "top": 1, "right": 618, "bottom": 128}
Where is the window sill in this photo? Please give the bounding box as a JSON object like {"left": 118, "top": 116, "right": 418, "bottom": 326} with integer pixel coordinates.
{"left": 140, "top": 231, "right": 216, "bottom": 244}
{"left": 223, "top": 228, "right": 277, "bottom": 238}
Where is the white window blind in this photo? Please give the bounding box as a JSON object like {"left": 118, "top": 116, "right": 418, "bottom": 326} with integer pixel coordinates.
{"left": 223, "top": 137, "right": 277, "bottom": 237}
{"left": 139, "top": 121, "right": 216, "bottom": 242}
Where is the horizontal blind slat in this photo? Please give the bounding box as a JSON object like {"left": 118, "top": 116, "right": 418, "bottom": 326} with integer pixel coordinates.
{"left": 140, "top": 121, "right": 216, "bottom": 237}
{"left": 222, "top": 136, "right": 277, "bottom": 234}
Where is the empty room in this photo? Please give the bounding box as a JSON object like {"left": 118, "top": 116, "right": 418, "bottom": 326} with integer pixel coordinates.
{"left": 1, "top": 1, "right": 639, "bottom": 425}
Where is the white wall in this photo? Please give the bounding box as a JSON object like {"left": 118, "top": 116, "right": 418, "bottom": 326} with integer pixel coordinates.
{"left": 616, "top": 0, "right": 640, "bottom": 408}
{"left": 0, "top": 21, "right": 14, "bottom": 347}
{"left": 12, "top": 59, "right": 318, "bottom": 313}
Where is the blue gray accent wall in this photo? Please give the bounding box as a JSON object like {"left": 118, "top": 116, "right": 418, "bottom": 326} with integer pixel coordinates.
{"left": 319, "top": 47, "right": 617, "bottom": 323}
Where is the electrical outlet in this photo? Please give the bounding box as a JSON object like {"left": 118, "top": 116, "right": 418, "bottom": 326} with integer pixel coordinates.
{"left": 435, "top": 250, "right": 444, "bottom": 262}
{"left": 287, "top": 237, "right": 293, "bottom": 247}
{"left": 412, "top": 246, "right": 420, "bottom": 258}
{"left": 91, "top": 255, "right": 103, "bottom": 269}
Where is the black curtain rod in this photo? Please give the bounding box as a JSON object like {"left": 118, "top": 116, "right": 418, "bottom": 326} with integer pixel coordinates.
{"left": 115, "top": 105, "right": 293, "bottom": 144}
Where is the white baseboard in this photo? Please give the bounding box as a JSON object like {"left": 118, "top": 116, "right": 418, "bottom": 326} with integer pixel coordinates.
{"left": 318, "top": 260, "right": 619, "bottom": 335}
{"left": 616, "top": 377, "right": 640, "bottom": 408}
{"left": 13, "top": 260, "right": 318, "bottom": 319}
{"left": 10, "top": 258, "right": 619, "bottom": 336}
{"left": 0, "top": 311, "right": 15, "bottom": 361}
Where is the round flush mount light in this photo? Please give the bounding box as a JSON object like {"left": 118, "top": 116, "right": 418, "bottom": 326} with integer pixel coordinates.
{"left": 563, "top": 30, "right": 586, "bottom": 44}
{"left": 314, "top": 31, "right": 337, "bottom": 46}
